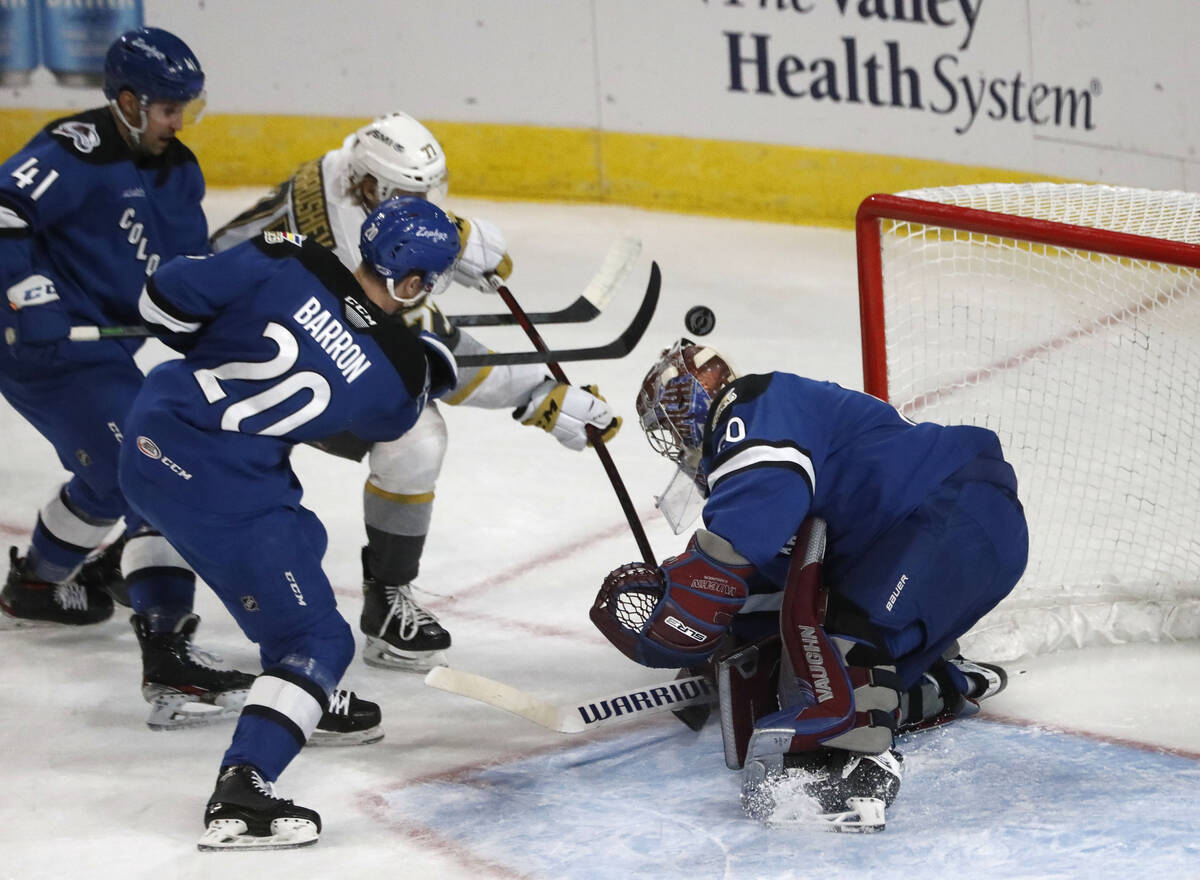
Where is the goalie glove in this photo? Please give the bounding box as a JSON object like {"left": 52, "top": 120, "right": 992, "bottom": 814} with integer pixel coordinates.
{"left": 448, "top": 213, "right": 513, "bottom": 292}
{"left": 515, "top": 378, "right": 621, "bottom": 450}
{"left": 590, "top": 530, "right": 754, "bottom": 668}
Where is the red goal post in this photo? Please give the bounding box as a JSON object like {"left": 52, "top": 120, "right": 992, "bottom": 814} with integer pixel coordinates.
{"left": 855, "top": 184, "right": 1200, "bottom": 660}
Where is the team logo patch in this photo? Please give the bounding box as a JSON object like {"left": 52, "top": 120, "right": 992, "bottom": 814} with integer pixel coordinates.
{"left": 51, "top": 121, "right": 101, "bottom": 154}
{"left": 241, "top": 595, "right": 259, "bottom": 612}
{"left": 136, "top": 436, "right": 162, "bottom": 459}
{"left": 75, "top": 448, "right": 92, "bottom": 467}
{"left": 263, "top": 230, "right": 305, "bottom": 247}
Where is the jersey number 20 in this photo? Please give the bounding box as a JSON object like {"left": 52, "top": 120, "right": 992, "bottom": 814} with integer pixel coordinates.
{"left": 193, "top": 323, "right": 331, "bottom": 436}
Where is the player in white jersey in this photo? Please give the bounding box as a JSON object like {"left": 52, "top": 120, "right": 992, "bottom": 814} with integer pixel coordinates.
{"left": 211, "top": 112, "right": 620, "bottom": 672}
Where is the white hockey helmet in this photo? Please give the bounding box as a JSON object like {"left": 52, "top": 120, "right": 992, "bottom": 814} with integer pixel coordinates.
{"left": 348, "top": 112, "right": 449, "bottom": 206}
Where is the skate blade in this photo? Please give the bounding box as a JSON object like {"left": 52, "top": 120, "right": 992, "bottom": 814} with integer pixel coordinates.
{"left": 198, "top": 817, "right": 319, "bottom": 851}
{"left": 146, "top": 689, "right": 249, "bottom": 731}
{"left": 764, "top": 796, "right": 887, "bottom": 833}
{"left": 362, "top": 637, "right": 447, "bottom": 673}
{"left": 307, "top": 724, "right": 384, "bottom": 747}
{"left": 0, "top": 611, "right": 62, "bottom": 631}
{"left": 0, "top": 607, "right": 108, "bottom": 629}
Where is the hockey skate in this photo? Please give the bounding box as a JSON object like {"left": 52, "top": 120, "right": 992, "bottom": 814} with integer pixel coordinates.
{"left": 307, "top": 689, "right": 383, "bottom": 746}
{"left": 898, "top": 650, "right": 1008, "bottom": 733}
{"left": 740, "top": 747, "right": 903, "bottom": 832}
{"left": 360, "top": 549, "right": 449, "bottom": 672}
{"left": 74, "top": 536, "right": 130, "bottom": 607}
{"left": 0, "top": 547, "right": 113, "bottom": 627}
{"left": 198, "top": 764, "right": 320, "bottom": 851}
{"left": 132, "top": 613, "right": 256, "bottom": 730}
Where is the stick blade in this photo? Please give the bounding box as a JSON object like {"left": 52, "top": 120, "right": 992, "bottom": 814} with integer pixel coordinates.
{"left": 424, "top": 666, "right": 581, "bottom": 733}
{"left": 580, "top": 233, "right": 642, "bottom": 311}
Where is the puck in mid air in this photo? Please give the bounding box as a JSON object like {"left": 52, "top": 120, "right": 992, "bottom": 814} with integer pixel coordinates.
{"left": 684, "top": 305, "right": 715, "bottom": 336}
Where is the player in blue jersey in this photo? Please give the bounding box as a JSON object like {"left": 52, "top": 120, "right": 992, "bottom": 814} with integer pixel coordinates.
{"left": 118, "top": 196, "right": 461, "bottom": 851}
{"left": 0, "top": 28, "right": 258, "bottom": 726}
{"left": 211, "top": 111, "right": 621, "bottom": 674}
{"left": 591, "top": 339, "right": 1027, "bottom": 831}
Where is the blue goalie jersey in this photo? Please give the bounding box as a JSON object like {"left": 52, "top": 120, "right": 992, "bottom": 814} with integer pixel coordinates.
{"left": 0, "top": 107, "right": 208, "bottom": 333}
{"left": 127, "top": 232, "right": 432, "bottom": 513}
{"left": 700, "top": 373, "right": 1002, "bottom": 586}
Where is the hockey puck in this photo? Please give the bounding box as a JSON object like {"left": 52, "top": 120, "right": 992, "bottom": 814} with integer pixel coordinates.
{"left": 684, "top": 305, "right": 716, "bottom": 336}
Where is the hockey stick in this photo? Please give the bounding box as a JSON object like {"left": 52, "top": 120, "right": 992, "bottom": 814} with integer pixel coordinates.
{"left": 424, "top": 666, "right": 716, "bottom": 734}
{"left": 488, "top": 266, "right": 659, "bottom": 563}
{"left": 450, "top": 234, "right": 642, "bottom": 327}
{"left": 54, "top": 272, "right": 657, "bottom": 368}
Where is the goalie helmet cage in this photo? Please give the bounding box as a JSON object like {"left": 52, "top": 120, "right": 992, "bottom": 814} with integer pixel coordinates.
{"left": 855, "top": 183, "right": 1200, "bottom": 661}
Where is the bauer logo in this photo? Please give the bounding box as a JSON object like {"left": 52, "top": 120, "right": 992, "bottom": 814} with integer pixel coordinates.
{"left": 51, "top": 121, "right": 100, "bottom": 154}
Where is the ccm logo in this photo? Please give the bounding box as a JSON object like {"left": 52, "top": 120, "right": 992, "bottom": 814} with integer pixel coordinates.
{"left": 136, "top": 435, "right": 193, "bottom": 480}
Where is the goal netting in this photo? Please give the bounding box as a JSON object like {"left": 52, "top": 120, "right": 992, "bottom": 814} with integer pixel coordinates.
{"left": 856, "top": 183, "right": 1200, "bottom": 660}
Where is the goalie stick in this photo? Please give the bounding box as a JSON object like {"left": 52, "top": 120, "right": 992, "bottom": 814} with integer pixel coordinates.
{"left": 52, "top": 263, "right": 659, "bottom": 368}
{"left": 450, "top": 234, "right": 642, "bottom": 327}
{"left": 424, "top": 666, "right": 716, "bottom": 734}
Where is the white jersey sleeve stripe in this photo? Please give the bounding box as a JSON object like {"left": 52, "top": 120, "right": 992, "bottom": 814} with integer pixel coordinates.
{"left": 708, "top": 440, "right": 815, "bottom": 495}
{"left": 138, "top": 283, "right": 202, "bottom": 334}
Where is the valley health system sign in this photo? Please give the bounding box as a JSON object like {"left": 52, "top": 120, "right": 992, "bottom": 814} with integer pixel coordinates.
{"left": 706, "top": 0, "right": 1101, "bottom": 137}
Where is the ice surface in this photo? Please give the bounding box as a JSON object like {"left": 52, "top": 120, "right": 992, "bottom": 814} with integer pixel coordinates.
{"left": 0, "top": 191, "right": 1196, "bottom": 878}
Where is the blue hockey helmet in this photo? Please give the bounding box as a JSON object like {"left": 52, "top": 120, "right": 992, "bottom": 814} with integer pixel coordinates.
{"left": 103, "top": 27, "right": 205, "bottom": 108}
{"left": 360, "top": 196, "right": 460, "bottom": 305}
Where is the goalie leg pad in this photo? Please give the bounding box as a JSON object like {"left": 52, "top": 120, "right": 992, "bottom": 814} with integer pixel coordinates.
{"left": 717, "top": 634, "right": 782, "bottom": 769}
{"left": 760, "top": 522, "right": 900, "bottom": 759}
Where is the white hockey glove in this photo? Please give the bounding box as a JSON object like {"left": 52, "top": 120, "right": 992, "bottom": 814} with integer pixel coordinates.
{"left": 448, "top": 213, "right": 513, "bottom": 292}
{"left": 515, "top": 379, "right": 622, "bottom": 450}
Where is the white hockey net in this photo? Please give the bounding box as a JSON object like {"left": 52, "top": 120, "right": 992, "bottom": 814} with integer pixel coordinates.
{"left": 857, "top": 183, "right": 1200, "bottom": 660}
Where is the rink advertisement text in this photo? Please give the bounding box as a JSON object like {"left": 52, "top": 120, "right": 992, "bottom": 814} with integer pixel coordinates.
{"left": 723, "top": 33, "right": 1098, "bottom": 136}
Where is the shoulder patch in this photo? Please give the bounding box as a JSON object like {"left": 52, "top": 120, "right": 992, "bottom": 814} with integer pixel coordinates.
{"left": 50, "top": 121, "right": 101, "bottom": 154}
{"left": 263, "top": 230, "right": 305, "bottom": 247}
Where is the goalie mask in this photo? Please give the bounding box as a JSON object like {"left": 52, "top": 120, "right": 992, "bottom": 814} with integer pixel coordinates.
{"left": 359, "top": 197, "right": 459, "bottom": 308}
{"left": 636, "top": 339, "right": 737, "bottom": 533}
{"left": 348, "top": 112, "right": 450, "bottom": 207}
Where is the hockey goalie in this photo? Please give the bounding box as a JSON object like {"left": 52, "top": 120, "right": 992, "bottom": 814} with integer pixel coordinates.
{"left": 591, "top": 339, "right": 1024, "bottom": 831}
